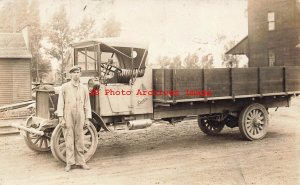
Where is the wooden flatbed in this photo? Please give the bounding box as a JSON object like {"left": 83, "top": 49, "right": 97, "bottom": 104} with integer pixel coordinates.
{"left": 152, "top": 66, "right": 300, "bottom": 140}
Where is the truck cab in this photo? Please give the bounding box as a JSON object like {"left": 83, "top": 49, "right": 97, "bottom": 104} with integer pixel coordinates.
{"left": 70, "top": 38, "right": 153, "bottom": 126}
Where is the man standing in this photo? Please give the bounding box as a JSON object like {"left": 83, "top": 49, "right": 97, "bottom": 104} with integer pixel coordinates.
{"left": 57, "top": 66, "right": 92, "bottom": 172}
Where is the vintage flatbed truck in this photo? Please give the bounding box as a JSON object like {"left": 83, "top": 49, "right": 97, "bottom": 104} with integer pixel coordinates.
{"left": 12, "top": 38, "right": 300, "bottom": 163}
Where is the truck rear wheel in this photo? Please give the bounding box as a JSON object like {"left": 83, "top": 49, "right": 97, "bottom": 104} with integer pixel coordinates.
{"left": 50, "top": 122, "right": 98, "bottom": 163}
{"left": 239, "top": 103, "right": 269, "bottom": 141}
{"left": 197, "top": 117, "right": 225, "bottom": 136}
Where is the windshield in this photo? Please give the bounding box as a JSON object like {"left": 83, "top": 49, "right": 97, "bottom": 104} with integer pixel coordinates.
{"left": 73, "top": 42, "right": 147, "bottom": 84}
{"left": 77, "top": 46, "right": 97, "bottom": 71}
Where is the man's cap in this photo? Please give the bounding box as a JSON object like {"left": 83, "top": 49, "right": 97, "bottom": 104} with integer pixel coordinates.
{"left": 69, "top": 65, "right": 81, "bottom": 73}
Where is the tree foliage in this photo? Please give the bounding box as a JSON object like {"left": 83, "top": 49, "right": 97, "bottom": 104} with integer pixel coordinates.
{"left": 183, "top": 53, "right": 213, "bottom": 69}
{"left": 45, "top": 6, "right": 99, "bottom": 83}
{"left": 46, "top": 5, "right": 72, "bottom": 83}
{"left": 158, "top": 52, "right": 213, "bottom": 69}
{"left": 169, "top": 55, "right": 182, "bottom": 69}
{"left": 222, "top": 40, "right": 240, "bottom": 68}
{"left": 184, "top": 53, "right": 200, "bottom": 68}
{"left": 0, "top": 0, "right": 51, "bottom": 82}
{"left": 200, "top": 54, "right": 214, "bottom": 69}
{"left": 101, "top": 16, "right": 122, "bottom": 37}
{"left": 72, "top": 17, "right": 95, "bottom": 42}
{"left": 0, "top": 0, "right": 29, "bottom": 32}
{"left": 158, "top": 56, "right": 171, "bottom": 69}
{"left": 28, "top": 0, "right": 51, "bottom": 81}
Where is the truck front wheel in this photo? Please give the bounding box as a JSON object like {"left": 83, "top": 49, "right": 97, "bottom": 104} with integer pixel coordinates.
{"left": 50, "top": 122, "right": 98, "bottom": 163}
{"left": 23, "top": 116, "right": 51, "bottom": 152}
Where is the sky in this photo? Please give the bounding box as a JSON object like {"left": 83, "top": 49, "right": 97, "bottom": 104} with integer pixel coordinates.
{"left": 39, "top": 0, "right": 248, "bottom": 67}
{"left": 2, "top": 0, "right": 249, "bottom": 67}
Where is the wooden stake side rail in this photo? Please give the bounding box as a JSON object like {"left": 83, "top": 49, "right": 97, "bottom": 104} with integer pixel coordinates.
{"left": 152, "top": 66, "right": 300, "bottom": 104}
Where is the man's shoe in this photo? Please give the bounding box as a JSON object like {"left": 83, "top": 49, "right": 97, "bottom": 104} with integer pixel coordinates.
{"left": 80, "top": 164, "right": 90, "bottom": 170}
{"left": 65, "top": 165, "right": 72, "bottom": 172}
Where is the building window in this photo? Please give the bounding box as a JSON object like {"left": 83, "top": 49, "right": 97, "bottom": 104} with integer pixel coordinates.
{"left": 268, "top": 12, "right": 275, "bottom": 31}
{"left": 268, "top": 50, "right": 275, "bottom": 66}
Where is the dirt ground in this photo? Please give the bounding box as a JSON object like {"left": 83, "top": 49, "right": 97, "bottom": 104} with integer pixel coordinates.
{"left": 0, "top": 97, "right": 300, "bottom": 185}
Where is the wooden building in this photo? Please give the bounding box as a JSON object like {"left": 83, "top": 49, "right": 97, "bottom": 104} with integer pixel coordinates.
{"left": 0, "top": 32, "right": 32, "bottom": 105}
{"left": 227, "top": 0, "right": 300, "bottom": 67}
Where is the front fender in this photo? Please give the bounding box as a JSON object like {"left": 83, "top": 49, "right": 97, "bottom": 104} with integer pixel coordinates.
{"left": 91, "top": 111, "right": 111, "bottom": 132}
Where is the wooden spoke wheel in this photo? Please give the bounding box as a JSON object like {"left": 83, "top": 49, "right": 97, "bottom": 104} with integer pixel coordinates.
{"left": 50, "top": 122, "right": 98, "bottom": 163}
{"left": 197, "top": 117, "right": 225, "bottom": 136}
{"left": 239, "top": 103, "right": 269, "bottom": 141}
{"left": 23, "top": 116, "right": 51, "bottom": 152}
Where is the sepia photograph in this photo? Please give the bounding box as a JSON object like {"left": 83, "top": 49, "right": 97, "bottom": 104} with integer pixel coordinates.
{"left": 0, "top": 0, "right": 300, "bottom": 184}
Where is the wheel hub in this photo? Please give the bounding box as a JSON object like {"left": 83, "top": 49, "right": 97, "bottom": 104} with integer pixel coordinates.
{"left": 252, "top": 118, "right": 263, "bottom": 127}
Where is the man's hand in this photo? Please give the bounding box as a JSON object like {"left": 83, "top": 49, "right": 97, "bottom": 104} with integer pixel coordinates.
{"left": 59, "top": 117, "right": 66, "bottom": 128}
{"left": 84, "top": 119, "right": 90, "bottom": 128}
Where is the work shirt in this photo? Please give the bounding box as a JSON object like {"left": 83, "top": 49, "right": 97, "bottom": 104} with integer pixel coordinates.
{"left": 57, "top": 81, "right": 92, "bottom": 119}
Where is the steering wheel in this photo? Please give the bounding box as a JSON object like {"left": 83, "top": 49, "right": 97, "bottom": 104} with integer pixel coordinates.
{"left": 100, "top": 63, "right": 122, "bottom": 74}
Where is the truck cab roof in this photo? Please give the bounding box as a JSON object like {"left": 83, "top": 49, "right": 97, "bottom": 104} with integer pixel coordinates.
{"left": 70, "top": 37, "right": 149, "bottom": 50}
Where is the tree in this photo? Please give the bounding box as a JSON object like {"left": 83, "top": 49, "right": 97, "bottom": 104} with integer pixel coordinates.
{"left": 169, "top": 55, "right": 182, "bottom": 69}
{"left": 101, "top": 16, "right": 122, "bottom": 37}
{"left": 215, "top": 34, "right": 226, "bottom": 43}
{"left": 0, "top": 0, "right": 29, "bottom": 32}
{"left": 0, "top": 0, "right": 51, "bottom": 82}
{"left": 184, "top": 53, "right": 200, "bottom": 68}
{"left": 200, "top": 54, "right": 213, "bottom": 69}
{"left": 45, "top": 7, "right": 98, "bottom": 83}
{"left": 72, "top": 16, "right": 96, "bottom": 42}
{"left": 222, "top": 40, "right": 240, "bottom": 68}
{"left": 158, "top": 56, "right": 171, "bottom": 69}
{"left": 46, "top": 5, "right": 72, "bottom": 83}
{"left": 29, "top": 0, "right": 51, "bottom": 82}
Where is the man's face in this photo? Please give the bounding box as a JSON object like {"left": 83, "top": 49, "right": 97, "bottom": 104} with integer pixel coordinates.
{"left": 70, "top": 70, "right": 81, "bottom": 81}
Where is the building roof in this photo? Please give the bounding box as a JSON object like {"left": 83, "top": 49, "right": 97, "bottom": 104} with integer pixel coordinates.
{"left": 226, "top": 36, "right": 248, "bottom": 55}
{"left": 0, "top": 33, "right": 32, "bottom": 58}
{"left": 70, "top": 37, "right": 148, "bottom": 49}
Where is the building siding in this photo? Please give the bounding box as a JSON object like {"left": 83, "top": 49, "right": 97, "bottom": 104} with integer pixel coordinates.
{"left": 0, "top": 59, "right": 31, "bottom": 105}
{"left": 248, "top": 0, "right": 300, "bottom": 67}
